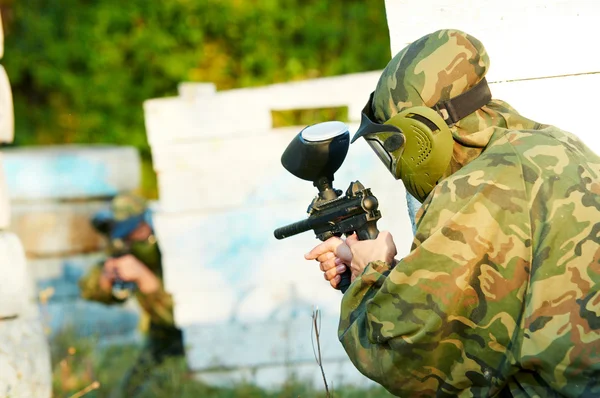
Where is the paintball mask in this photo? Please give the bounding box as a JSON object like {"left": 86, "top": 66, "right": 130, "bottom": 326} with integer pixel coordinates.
{"left": 351, "top": 77, "right": 491, "bottom": 203}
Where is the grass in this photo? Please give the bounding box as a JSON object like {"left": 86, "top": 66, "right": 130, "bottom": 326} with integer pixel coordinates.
{"left": 50, "top": 328, "right": 394, "bottom": 398}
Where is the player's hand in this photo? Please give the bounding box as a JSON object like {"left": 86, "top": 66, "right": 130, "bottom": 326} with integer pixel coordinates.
{"left": 103, "top": 254, "right": 160, "bottom": 294}
{"left": 305, "top": 237, "right": 352, "bottom": 289}
{"left": 345, "top": 231, "right": 397, "bottom": 280}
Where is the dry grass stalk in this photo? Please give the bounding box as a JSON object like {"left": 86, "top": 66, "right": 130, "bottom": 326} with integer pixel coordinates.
{"left": 311, "top": 307, "right": 331, "bottom": 397}
{"left": 68, "top": 381, "right": 100, "bottom": 398}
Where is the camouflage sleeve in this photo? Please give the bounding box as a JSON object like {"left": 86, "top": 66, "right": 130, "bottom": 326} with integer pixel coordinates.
{"left": 338, "top": 141, "right": 532, "bottom": 396}
{"left": 78, "top": 262, "right": 124, "bottom": 305}
{"left": 135, "top": 286, "right": 175, "bottom": 326}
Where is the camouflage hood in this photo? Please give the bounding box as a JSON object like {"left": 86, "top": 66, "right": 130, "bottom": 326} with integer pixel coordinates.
{"left": 372, "top": 29, "right": 540, "bottom": 175}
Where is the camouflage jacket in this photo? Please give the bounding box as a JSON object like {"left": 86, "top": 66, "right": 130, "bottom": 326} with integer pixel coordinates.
{"left": 79, "top": 244, "right": 175, "bottom": 327}
{"left": 339, "top": 121, "right": 600, "bottom": 397}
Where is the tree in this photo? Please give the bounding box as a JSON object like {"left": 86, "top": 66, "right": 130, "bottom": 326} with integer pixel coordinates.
{"left": 0, "top": 0, "right": 391, "bottom": 196}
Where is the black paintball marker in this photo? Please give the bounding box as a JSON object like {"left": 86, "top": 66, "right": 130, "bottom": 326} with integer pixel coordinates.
{"left": 91, "top": 213, "right": 136, "bottom": 300}
{"left": 273, "top": 121, "right": 382, "bottom": 293}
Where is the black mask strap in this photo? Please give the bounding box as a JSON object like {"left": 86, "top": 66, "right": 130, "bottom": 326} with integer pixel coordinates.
{"left": 352, "top": 78, "right": 492, "bottom": 142}
{"left": 433, "top": 77, "right": 492, "bottom": 127}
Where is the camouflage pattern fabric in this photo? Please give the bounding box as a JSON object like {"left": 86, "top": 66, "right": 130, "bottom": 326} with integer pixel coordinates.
{"left": 340, "top": 29, "right": 600, "bottom": 397}
{"left": 79, "top": 264, "right": 122, "bottom": 305}
{"left": 110, "top": 192, "right": 147, "bottom": 221}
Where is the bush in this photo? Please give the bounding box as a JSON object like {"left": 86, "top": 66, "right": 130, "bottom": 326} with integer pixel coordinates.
{"left": 4, "top": 3, "right": 396, "bottom": 395}
{"left": 0, "top": 0, "right": 391, "bottom": 197}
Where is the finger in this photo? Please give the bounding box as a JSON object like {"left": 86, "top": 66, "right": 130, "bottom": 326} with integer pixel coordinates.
{"left": 103, "top": 259, "right": 116, "bottom": 272}
{"left": 330, "top": 275, "right": 341, "bottom": 289}
{"left": 317, "top": 252, "right": 335, "bottom": 263}
{"left": 382, "top": 231, "right": 398, "bottom": 256}
{"left": 109, "top": 260, "right": 124, "bottom": 274}
{"left": 334, "top": 242, "right": 353, "bottom": 263}
{"left": 102, "top": 267, "right": 115, "bottom": 280}
{"left": 305, "top": 237, "right": 344, "bottom": 260}
{"left": 324, "top": 264, "right": 346, "bottom": 281}
{"left": 319, "top": 257, "right": 339, "bottom": 272}
{"left": 345, "top": 233, "right": 359, "bottom": 246}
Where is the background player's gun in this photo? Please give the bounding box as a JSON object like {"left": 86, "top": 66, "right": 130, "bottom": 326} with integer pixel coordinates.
{"left": 91, "top": 213, "right": 136, "bottom": 300}
{"left": 273, "top": 122, "right": 382, "bottom": 293}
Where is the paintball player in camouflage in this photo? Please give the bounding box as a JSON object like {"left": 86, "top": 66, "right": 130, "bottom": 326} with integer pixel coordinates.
{"left": 79, "top": 193, "right": 185, "bottom": 396}
{"left": 306, "top": 29, "right": 600, "bottom": 396}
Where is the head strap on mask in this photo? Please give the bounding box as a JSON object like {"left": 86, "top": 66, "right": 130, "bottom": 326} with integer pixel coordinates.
{"left": 351, "top": 78, "right": 492, "bottom": 202}
{"left": 432, "top": 78, "right": 491, "bottom": 127}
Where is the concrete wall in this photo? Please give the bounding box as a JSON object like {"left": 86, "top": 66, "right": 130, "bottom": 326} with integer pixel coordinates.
{"left": 1, "top": 144, "right": 145, "bottom": 396}
{"left": 0, "top": 11, "right": 52, "bottom": 397}
{"left": 384, "top": 0, "right": 600, "bottom": 154}
{"left": 145, "top": 73, "right": 412, "bottom": 388}
{"left": 144, "top": 0, "right": 600, "bottom": 390}
{"left": 2, "top": 145, "right": 144, "bottom": 345}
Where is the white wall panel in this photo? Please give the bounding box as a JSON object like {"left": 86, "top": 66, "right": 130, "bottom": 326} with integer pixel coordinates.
{"left": 143, "top": 72, "right": 381, "bottom": 146}
{"left": 0, "top": 232, "right": 30, "bottom": 319}
{"left": 384, "top": 0, "right": 600, "bottom": 81}
{"left": 0, "top": 153, "right": 10, "bottom": 229}
{"left": 0, "top": 317, "right": 52, "bottom": 398}
{"left": 10, "top": 201, "right": 107, "bottom": 256}
{"left": 490, "top": 73, "right": 600, "bottom": 155}
{"left": 2, "top": 145, "right": 141, "bottom": 200}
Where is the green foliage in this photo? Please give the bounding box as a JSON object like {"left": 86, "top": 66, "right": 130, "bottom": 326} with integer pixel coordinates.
{"left": 1, "top": 0, "right": 390, "bottom": 146}
{"left": 271, "top": 106, "right": 349, "bottom": 129}
{"left": 50, "top": 329, "right": 395, "bottom": 398}
{"left": 0, "top": 0, "right": 390, "bottom": 197}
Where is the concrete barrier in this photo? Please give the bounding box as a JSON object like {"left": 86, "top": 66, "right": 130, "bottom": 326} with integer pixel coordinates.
{"left": 27, "top": 253, "right": 141, "bottom": 339}
{"left": 0, "top": 232, "right": 30, "bottom": 319}
{"left": 143, "top": 72, "right": 380, "bottom": 147}
{"left": 2, "top": 145, "right": 141, "bottom": 200}
{"left": 10, "top": 201, "right": 107, "bottom": 257}
{"left": 489, "top": 74, "right": 600, "bottom": 154}
{"left": 0, "top": 232, "right": 51, "bottom": 398}
{"left": 0, "top": 316, "right": 52, "bottom": 398}
{"left": 151, "top": 120, "right": 413, "bottom": 327}
{"left": 0, "top": 23, "right": 52, "bottom": 396}
{"left": 0, "top": 154, "right": 9, "bottom": 229}
{"left": 384, "top": 0, "right": 600, "bottom": 82}
{"left": 3, "top": 145, "right": 144, "bottom": 345}
{"left": 383, "top": 0, "right": 600, "bottom": 156}
{"left": 144, "top": 66, "right": 411, "bottom": 391}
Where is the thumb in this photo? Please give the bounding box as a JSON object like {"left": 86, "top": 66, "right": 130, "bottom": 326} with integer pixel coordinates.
{"left": 345, "top": 233, "right": 359, "bottom": 247}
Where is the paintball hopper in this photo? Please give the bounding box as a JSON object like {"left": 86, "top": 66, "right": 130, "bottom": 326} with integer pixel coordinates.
{"left": 275, "top": 121, "right": 382, "bottom": 293}
{"left": 281, "top": 121, "right": 350, "bottom": 185}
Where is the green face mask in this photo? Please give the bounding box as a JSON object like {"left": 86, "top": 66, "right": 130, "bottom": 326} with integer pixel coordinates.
{"left": 351, "top": 93, "right": 453, "bottom": 203}
{"left": 130, "top": 235, "right": 162, "bottom": 274}
{"left": 351, "top": 78, "right": 492, "bottom": 203}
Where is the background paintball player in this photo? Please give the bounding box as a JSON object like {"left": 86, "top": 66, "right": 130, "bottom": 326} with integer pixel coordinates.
{"left": 306, "top": 29, "right": 600, "bottom": 396}
{"left": 79, "top": 193, "right": 185, "bottom": 396}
